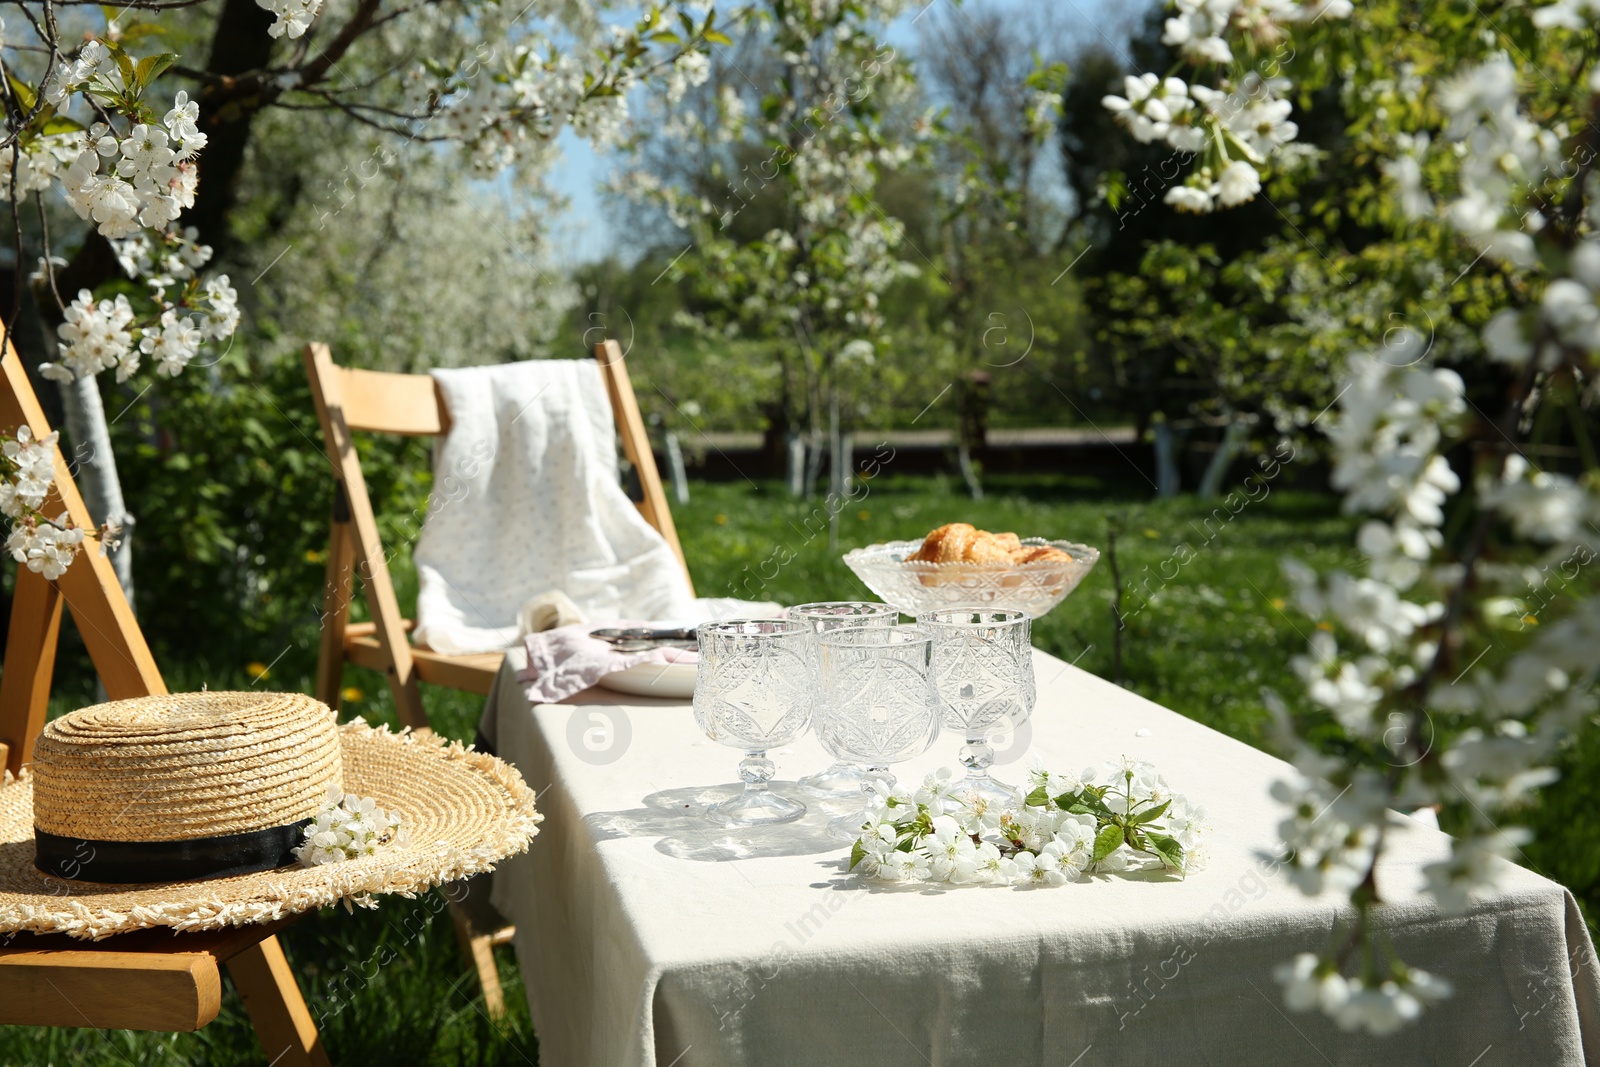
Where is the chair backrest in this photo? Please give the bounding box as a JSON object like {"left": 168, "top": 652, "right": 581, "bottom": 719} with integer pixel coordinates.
{"left": 0, "top": 343, "right": 165, "bottom": 776}
{"left": 333, "top": 367, "right": 450, "bottom": 436}
{"left": 303, "top": 342, "right": 691, "bottom": 582}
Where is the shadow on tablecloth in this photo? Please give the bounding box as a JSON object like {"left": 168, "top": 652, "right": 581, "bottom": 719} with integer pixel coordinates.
{"left": 584, "top": 783, "right": 864, "bottom": 862}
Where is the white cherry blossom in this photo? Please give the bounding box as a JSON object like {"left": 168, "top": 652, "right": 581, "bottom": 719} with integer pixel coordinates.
{"left": 256, "top": 0, "right": 322, "bottom": 39}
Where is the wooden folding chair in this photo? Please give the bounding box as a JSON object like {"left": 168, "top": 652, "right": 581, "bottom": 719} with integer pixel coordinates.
{"left": 0, "top": 345, "right": 330, "bottom": 1065}
{"left": 303, "top": 339, "right": 693, "bottom": 1015}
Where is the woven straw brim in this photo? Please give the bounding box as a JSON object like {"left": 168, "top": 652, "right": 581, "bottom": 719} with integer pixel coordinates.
{"left": 0, "top": 721, "right": 541, "bottom": 941}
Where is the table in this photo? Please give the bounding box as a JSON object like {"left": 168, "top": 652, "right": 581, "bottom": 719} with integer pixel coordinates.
{"left": 482, "top": 647, "right": 1600, "bottom": 1066}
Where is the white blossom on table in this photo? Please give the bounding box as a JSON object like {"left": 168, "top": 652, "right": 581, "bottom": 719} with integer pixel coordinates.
{"left": 850, "top": 756, "right": 1208, "bottom": 887}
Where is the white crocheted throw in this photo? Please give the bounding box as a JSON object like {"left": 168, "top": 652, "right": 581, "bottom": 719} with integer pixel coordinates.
{"left": 412, "top": 359, "right": 773, "bottom": 654}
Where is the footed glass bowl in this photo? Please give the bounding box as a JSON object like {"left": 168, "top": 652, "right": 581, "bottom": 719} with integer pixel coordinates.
{"left": 842, "top": 539, "right": 1100, "bottom": 619}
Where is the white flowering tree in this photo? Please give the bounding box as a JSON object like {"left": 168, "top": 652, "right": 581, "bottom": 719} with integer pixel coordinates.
{"left": 622, "top": 0, "right": 919, "bottom": 501}
{"left": 1101, "top": 0, "right": 1600, "bottom": 1036}
{"left": 0, "top": 0, "right": 722, "bottom": 593}
{"left": 915, "top": 5, "right": 1069, "bottom": 498}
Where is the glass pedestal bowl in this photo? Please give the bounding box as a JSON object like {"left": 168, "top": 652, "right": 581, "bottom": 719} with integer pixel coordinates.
{"left": 842, "top": 538, "right": 1100, "bottom": 619}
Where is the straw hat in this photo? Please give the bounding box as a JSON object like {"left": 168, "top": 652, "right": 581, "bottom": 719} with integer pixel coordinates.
{"left": 0, "top": 691, "right": 541, "bottom": 941}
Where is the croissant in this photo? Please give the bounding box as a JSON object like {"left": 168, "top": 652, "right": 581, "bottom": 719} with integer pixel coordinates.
{"left": 906, "top": 523, "right": 979, "bottom": 563}
{"left": 905, "top": 523, "right": 1074, "bottom": 594}
{"left": 1013, "top": 545, "right": 1073, "bottom": 565}
{"left": 906, "top": 524, "right": 1071, "bottom": 566}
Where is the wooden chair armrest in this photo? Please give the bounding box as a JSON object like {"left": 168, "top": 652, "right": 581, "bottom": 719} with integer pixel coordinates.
{"left": 342, "top": 619, "right": 417, "bottom": 641}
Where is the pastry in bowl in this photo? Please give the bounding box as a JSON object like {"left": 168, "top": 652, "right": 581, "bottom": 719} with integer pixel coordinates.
{"left": 906, "top": 523, "right": 1074, "bottom": 586}
{"left": 842, "top": 527, "right": 1099, "bottom": 619}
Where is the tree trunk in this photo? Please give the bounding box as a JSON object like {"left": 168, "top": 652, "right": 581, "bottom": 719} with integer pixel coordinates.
{"left": 802, "top": 429, "right": 824, "bottom": 499}
{"left": 786, "top": 431, "right": 806, "bottom": 497}
{"left": 189, "top": 0, "right": 279, "bottom": 255}
{"left": 1197, "top": 411, "right": 1251, "bottom": 499}
{"left": 664, "top": 431, "right": 689, "bottom": 504}
{"left": 15, "top": 0, "right": 281, "bottom": 689}
{"left": 957, "top": 443, "right": 983, "bottom": 501}
{"left": 957, "top": 370, "right": 989, "bottom": 501}
{"left": 1153, "top": 420, "right": 1182, "bottom": 499}
{"left": 31, "top": 0, "right": 277, "bottom": 604}
{"left": 835, "top": 431, "right": 854, "bottom": 500}
{"left": 827, "top": 391, "right": 842, "bottom": 552}
{"left": 58, "top": 376, "right": 134, "bottom": 609}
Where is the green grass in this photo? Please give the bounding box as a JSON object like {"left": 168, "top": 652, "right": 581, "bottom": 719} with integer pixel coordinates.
{"left": 6, "top": 471, "right": 1596, "bottom": 1063}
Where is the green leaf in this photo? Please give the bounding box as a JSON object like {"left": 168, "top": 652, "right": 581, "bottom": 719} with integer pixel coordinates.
{"left": 1129, "top": 799, "right": 1171, "bottom": 826}
{"left": 704, "top": 30, "right": 733, "bottom": 45}
{"left": 1091, "top": 823, "right": 1123, "bottom": 864}
{"left": 134, "top": 53, "right": 177, "bottom": 91}
{"left": 112, "top": 47, "right": 137, "bottom": 91}
{"left": 848, "top": 840, "right": 866, "bottom": 871}
{"left": 81, "top": 85, "right": 126, "bottom": 106}
{"left": 40, "top": 115, "right": 85, "bottom": 136}
{"left": 1065, "top": 792, "right": 1114, "bottom": 819}
{"left": 7, "top": 76, "right": 36, "bottom": 113}
{"left": 1024, "top": 786, "right": 1049, "bottom": 807}
{"left": 117, "top": 21, "right": 168, "bottom": 45}
{"left": 649, "top": 30, "right": 683, "bottom": 44}
{"left": 1145, "top": 832, "right": 1185, "bottom": 870}
{"left": 1103, "top": 169, "right": 1127, "bottom": 212}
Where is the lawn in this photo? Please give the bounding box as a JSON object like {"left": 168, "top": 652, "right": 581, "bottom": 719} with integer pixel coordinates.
{"left": 4, "top": 471, "right": 1594, "bottom": 1065}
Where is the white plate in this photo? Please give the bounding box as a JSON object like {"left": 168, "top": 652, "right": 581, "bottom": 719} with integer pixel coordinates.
{"left": 595, "top": 660, "right": 697, "bottom": 699}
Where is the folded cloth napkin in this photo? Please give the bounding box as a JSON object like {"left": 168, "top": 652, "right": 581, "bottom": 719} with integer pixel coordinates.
{"left": 518, "top": 590, "right": 586, "bottom": 636}
{"left": 412, "top": 360, "right": 777, "bottom": 654}
{"left": 519, "top": 622, "right": 698, "bottom": 704}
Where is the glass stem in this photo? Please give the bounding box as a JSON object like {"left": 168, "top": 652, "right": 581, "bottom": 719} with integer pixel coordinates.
{"left": 739, "top": 750, "right": 775, "bottom": 798}
{"left": 959, "top": 735, "right": 995, "bottom": 782}
{"left": 858, "top": 765, "right": 895, "bottom": 802}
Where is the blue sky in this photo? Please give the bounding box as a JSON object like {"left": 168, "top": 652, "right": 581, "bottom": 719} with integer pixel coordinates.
{"left": 541, "top": 0, "right": 1143, "bottom": 265}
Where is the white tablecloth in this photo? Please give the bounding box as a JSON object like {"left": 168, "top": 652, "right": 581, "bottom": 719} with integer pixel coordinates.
{"left": 483, "top": 648, "right": 1600, "bottom": 1066}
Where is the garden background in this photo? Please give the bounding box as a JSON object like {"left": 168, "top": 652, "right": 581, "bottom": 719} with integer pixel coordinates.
{"left": 0, "top": 0, "right": 1597, "bottom": 1062}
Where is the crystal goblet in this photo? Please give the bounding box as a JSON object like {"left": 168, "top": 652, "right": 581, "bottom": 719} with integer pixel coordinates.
{"left": 787, "top": 601, "right": 899, "bottom": 798}
{"left": 920, "top": 607, "right": 1034, "bottom": 807}
{"left": 815, "top": 624, "right": 942, "bottom": 840}
{"left": 693, "top": 619, "right": 816, "bottom": 826}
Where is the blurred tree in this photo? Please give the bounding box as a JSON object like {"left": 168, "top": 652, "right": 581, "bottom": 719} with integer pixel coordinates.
{"left": 1, "top": 0, "right": 726, "bottom": 591}
{"left": 1056, "top": 11, "right": 1365, "bottom": 490}
{"left": 621, "top": 0, "right": 922, "bottom": 514}
{"left": 916, "top": 2, "right": 1072, "bottom": 497}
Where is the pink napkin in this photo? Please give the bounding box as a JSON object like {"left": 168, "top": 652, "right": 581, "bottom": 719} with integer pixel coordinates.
{"left": 518, "top": 621, "right": 698, "bottom": 703}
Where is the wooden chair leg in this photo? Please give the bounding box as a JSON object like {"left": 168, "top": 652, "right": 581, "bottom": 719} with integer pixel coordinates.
{"left": 0, "top": 568, "right": 63, "bottom": 776}
{"left": 385, "top": 669, "right": 428, "bottom": 733}
{"left": 446, "top": 877, "right": 513, "bottom": 1019}
{"left": 448, "top": 898, "right": 506, "bottom": 1020}
{"left": 316, "top": 491, "right": 355, "bottom": 712}
{"left": 225, "top": 936, "right": 332, "bottom": 1067}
